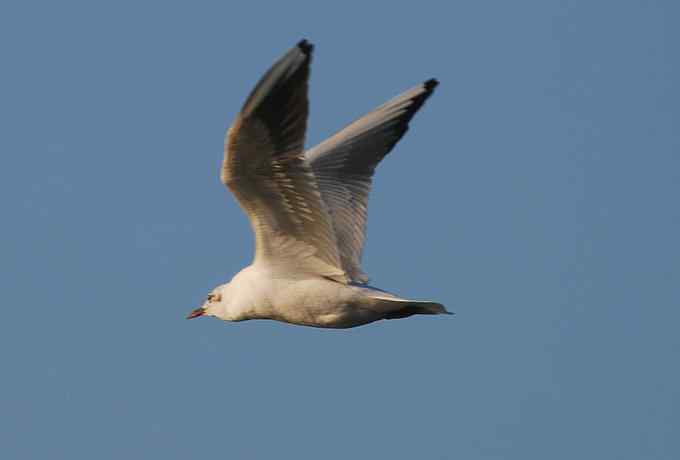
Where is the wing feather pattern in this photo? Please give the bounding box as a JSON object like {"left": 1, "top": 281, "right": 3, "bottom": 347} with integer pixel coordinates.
{"left": 222, "top": 41, "right": 348, "bottom": 282}
{"left": 305, "top": 80, "right": 438, "bottom": 283}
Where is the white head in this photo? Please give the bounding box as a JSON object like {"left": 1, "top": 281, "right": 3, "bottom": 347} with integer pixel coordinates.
{"left": 187, "top": 283, "right": 236, "bottom": 321}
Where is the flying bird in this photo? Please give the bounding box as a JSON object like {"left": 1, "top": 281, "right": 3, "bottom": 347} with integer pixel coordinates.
{"left": 188, "top": 40, "right": 450, "bottom": 328}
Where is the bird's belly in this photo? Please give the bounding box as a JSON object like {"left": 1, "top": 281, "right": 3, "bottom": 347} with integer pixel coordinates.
{"left": 269, "top": 279, "right": 381, "bottom": 329}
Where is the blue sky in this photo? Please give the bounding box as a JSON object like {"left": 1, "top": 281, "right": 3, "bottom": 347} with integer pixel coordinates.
{"left": 2, "top": 1, "right": 679, "bottom": 458}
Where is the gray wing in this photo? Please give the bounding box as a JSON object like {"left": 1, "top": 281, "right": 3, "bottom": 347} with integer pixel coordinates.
{"left": 222, "top": 40, "right": 348, "bottom": 283}
{"left": 305, "top": 80, "right": 438, "bottom": 283}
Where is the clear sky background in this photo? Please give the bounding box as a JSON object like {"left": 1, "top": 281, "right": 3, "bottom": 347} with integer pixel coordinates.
{"left": 2, "top": 1, "right": 679, "bottom": 458}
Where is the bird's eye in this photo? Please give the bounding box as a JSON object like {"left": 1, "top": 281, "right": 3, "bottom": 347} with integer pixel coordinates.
{"left": 207, "top": 293, "right": 221, "bottom": 302}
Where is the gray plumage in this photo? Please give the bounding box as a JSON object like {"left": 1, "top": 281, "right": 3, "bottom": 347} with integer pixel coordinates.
{"left": 306, "top": 78, "right": 438, "bottom": 282}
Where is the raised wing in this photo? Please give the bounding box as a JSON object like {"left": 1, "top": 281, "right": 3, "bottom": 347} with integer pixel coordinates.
{"left": 222, "top": 40, "right": 348, "bottom": 282}
{"left": 305, "top": 80, "right": 438, "bottom": 283}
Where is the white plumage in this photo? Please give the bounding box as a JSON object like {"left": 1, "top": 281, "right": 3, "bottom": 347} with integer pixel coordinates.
{"left": 188, "top": 40, "right": 450, "bottom": 328}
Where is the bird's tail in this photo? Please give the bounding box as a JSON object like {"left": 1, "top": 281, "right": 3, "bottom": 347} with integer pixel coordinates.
{"left": 383, "top": 300, "right": 452, "bottom": 320}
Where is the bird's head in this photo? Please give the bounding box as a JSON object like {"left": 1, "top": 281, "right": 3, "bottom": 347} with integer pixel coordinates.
{"left": 187, "top": 284, "right": 230, "bottom": 320}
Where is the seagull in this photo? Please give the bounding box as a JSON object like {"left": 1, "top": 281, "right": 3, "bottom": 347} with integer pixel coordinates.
{"left": 188, "top": 40, "right": 450, "bottom": 328}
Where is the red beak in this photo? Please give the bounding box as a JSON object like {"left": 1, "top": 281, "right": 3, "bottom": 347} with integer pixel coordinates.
{"left": 186, "top": 307, "right": 206, "bottom": 319}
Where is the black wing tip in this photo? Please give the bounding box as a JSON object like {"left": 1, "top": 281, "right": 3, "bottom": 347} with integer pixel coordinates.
{"left": 424, "top": 78, "right": 439, "bottom": 91}
{"left": 297, "top": 39, "right": 314, "bottom": 55}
